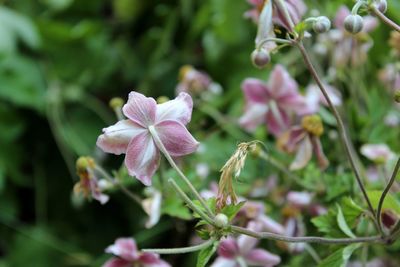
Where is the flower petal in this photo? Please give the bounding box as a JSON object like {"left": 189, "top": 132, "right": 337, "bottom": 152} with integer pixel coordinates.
{"left": 140, "top": 253, "right": 171, "bottom": 267}
{"left": 245, "top": 249, "right": 281, "bottom": 266}
{"left": 122, "top": 91, "right": 157, "bottom": 127}
{"left": 102, "top": 258, "right": 132, "bottom": 267}
{"left": 210, "top": 257, "right": 237, "bottom": 267}
{"left": 311, "top": 136, "right": 329, "bottom": 170}
{"left": 97, "top": 120, "right": 146, "bottom": 155}
{"left": 125, "top": 132, "right": 160, "bottom": 186}
{"left": 155, "top": 120, "right": 199, "bottom": 157}
{"left": 266, "top": 107, "right": 290, "bottom": 137}
{"left": 268, "top": 65, "right": 298, "bottom": 98}
{"left": 105, "top": 238, "right": 138, "bottom": 261}
{"left": 142, "top": 188, "right": 162, "bottom": 229}
{"left": 258, "top": 214, "right": 286, "bottom": 234}
{"left": 156, "top": 92, "right": 193, "bottom": 125}
{"left": 237, "top": 221, "right": 263, "bottom": 255}
{"left": 239, "top": 104, "right": 268, "bottom": 132}
{"left": 242, "top": 78, "right": 270, "bottom": 104}
{"left": 218, "top": 238, "right": 240, "bottom": 259}
{"left": 289, "top": 136, "right": 313, "bottom": 170}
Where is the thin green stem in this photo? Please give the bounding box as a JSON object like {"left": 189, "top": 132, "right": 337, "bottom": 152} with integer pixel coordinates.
{"left": 305, "top": 244, "right": 321, "bottom": 264}
{"left": 94, "top": 166, "right": 142, "bottom": 205}
{"left": 376, "top": 157, "right": 400, "bottom": 233}
{"left": 168, "top": 179, "right": 215, "bottom": 226}
{"left": 296, "top": 41, "right": 376, "bottom": 223}
{"left": 257, "top": 37, "right": 292, "bottom": 49}
{"left": 148, "top": 125, "right": 214, "bottom": 217}
{"left": 230, "top": 225, "right": 384, "bottom": 244}
{"left": 370, "top": 5, "right": 400, "bottom": 32}
{"left": 142, "top": 238, "right": 214, "bottom": 254}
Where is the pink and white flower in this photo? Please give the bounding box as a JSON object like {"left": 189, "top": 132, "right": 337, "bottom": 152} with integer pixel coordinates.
{"left": 305, "top": 83, "right": 342, "bottom": 113}
{"left": 211, "top": 221, "right": 281, "bottom": 267}
{"left": 239, "top": 65, "right": 311, "bottom": 136}
{"left": 360, "top": 143, "right": 395, "bottom": 164}
{"left": 103, "top": 238, "right": 170, "bottom": 267}
{"left": 97, "top": 91, "right": 199, "bottom": 186}
{"left": 176, "top": 65, "right": 221, "bottom": 96}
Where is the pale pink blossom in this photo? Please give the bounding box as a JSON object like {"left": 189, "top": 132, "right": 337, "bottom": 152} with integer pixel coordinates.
{"left": 378, "top": 63, "right": 400, "bottom": 92}
{"left": 142, "top": 187, "right": 162, "bottom": 228}
{"left": 278, "top": 118, "right": 329, "bottom": 171}
{"left": 305, "top": 83, "right": 342, "bottom": 113}
{"left": 360, "top": 143, "right": 395, "bottom": 164}
{"left": 97, "top": 92, "right": 199, "bottom": 186}
{"left": 239, "top": 65, "right": 311, "bottom": 136}
{"left": 287, "top": 191, "right": 313, "bottom": 208}
{"left": 103, "top": 238, "right": 170, "bottom": 267}
{"left": 176, "top": 65, "right": 221, "bottom": 97}
{"left": 211, "top": 221, "right": 281, "bottom": 267}
{"left": 245, "top": 0, "right": 307, "bottom": 29}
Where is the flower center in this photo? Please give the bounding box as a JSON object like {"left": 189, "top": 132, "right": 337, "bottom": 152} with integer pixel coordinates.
{"left": 301, "top": 115, "right": 324, "bottom": 136}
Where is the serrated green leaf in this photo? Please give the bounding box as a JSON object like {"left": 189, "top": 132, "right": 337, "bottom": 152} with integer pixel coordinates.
{"left": 340, "top": 198, "right": 364, "bottom": 227}
{"left": 162, "top": 197, "right": 192, "bottom": 220}
{"left": 318, "top": 244, "right": 361, "bottom": 267}
{"left": 196, "top": 241, "right": 218, "bottom": 267}
{"left": 336, "top": 204, "right": 356, "bottom": 238}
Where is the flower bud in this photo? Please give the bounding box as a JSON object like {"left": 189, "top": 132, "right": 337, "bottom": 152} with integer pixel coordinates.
{"left": 344, "top": 14, "right": 364, "bottom": 34}
{"left": 251, "top": 48, "right": 270, "bottom": 69}
{"left": 374, "top": 0, "right": 387, "bottom": 13}
{"left": 214, "top": 213, "right": 229, "bottom": 228}
{"left": 312, "top": 16, "right": 331, "bottom": 33}
{"left": 157, "top": 96, "right": 169, "bottom": 104}
{"left": 109, "top": 97, "right": 124, "bottom": 110}
{"left": 395, "top": 90, "right": 400, "bottom": 103}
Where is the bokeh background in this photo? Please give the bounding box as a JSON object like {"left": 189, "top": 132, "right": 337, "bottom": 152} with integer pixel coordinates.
{"left": 0, "top": 0, "right": 399, "bottom": 266}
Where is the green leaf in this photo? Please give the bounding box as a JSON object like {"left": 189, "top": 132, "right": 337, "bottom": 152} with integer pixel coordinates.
{"left": 318, "top": 244, "right": 361, "bottom": 267}
{"left": 162, "top": 197, "right": 192, "bottom": 220}
{"left": 220, "top": 201, "right": 246, "bottom": 221}
{"left": 340, "top": 198, "right": 364, "bottom": 227}
{"left": 367, "top": 190, "right": 400, "bottom": 215}
{"left": 196, "top": 241, "right": 218, "bottom": 267}
{"left": 312, "top": 208, "right": 344, "bottom": 237}
{"left": 336, "top": 204, "right": 356, "bottom": 238}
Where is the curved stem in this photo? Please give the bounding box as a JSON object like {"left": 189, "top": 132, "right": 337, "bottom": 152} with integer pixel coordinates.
{"left": 376, "top": 157, "right": 400, "bottom": 232}
{"left": 295, "top": 41, "right": 376, "bottom": 223}
{"left": 230, "top": 225, "right": 384, "bottom": 244}
{"left": 168, "top": 179, "right": 215, "bottom": 226}
{"left": 149, "top": 125, "right": 214, "bottom": 218}
{"left": 142, "top": 238, "right": 214, "bottom": 254}
{"left": 370, "top": 6, "right": 400, "bottom": 32}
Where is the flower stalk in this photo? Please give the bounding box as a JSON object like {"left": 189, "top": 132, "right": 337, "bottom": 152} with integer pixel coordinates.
{"left": 369, "top": 5, "right": 400, "bottom": 32}
{"left": 148, "top": 125, "right": 214, "bottom": 218}
{"left": 142, "top": 238, "right": 215, "bottom": 254}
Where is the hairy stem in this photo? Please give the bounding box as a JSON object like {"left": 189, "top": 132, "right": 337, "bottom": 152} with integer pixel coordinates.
{"left": 168, "top": 179, "right": 215, "bottom": 226}
{"left": 143, "top": 238, "right": 214, "bottom": 254}
{"left": 370, "top": 6, "right": 400, "bottom": 32}
{"left": 296, "top": 41, "right": 376, "bottom": 222}
{"left": 148, "top": 126, "right": 214, "bottom": 218}
{"left": 376, "top": 157, "right": 400, "bottom": 233}
{"left": 230, "top": 225, "right": 384, "bottom": 244}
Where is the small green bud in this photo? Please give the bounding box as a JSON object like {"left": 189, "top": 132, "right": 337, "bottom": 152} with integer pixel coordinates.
{"left": 344, "top": 14, "right": 364, "bottom": 34}
{"left": 251, "top": 48, "right": 270, "bottom": 69}
{"left": 157, "top": 96, "right": 170, "bottom": 104}
{"left": 109, "top": 97, "right": 124, "bottom": 109}
{"left": 394, "top": 90, "right": 400, "bottom": 103}
{"left": 76, "top": 156, "right": 94, "bottom": 173}
{"left": 313, "top": 16, "right": 331, "bottom": 33}
{"left": 214, "top": 213, "right": 229, "bottom": 228}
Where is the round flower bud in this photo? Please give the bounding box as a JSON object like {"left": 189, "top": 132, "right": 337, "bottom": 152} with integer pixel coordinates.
{"left": 374, "top": 0, "right": 387, "bottom": 13}
{"left": 109, "top": 97, "right": 124, "bottom": 110}
{"left": 344, "top": 14, "right": 364, "bottom": 34}
{"left": 312, "top": 16, "right": 331, "bottom": 33}
{"left": 214, "top": 213, "right": 229, "bottom": 228}
{"left": 251, "top": 48, "right": 270, "bottom": 69}
{"left": 394, "top": 90, "right": 400, "bottom": 103}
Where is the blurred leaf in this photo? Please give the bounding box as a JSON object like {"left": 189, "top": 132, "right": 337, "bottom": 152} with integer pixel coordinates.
{"left": 40, "top": 0, "right": 73, "bottom": 11}
{"left": 318, "top": 244, "right": 361, "bottom": 267}
{"left": 162, "top": 196, "right": 192, "bottom": 220}
{"left": 220, "top": 201, "right": 245, "bottom": 221}
{"left": 0, "top": 55, "right": 45, "bottom": 111}
{"left": 0, "top": 6, "right": 40, "bottom": 52}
